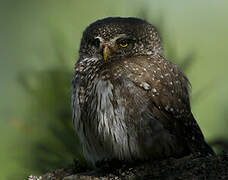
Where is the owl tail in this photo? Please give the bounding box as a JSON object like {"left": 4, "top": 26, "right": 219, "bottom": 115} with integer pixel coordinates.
{"left": 182, "top": 113, "right": 215, "bottom": 156}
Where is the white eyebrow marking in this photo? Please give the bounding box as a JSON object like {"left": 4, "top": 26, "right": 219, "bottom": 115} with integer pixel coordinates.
{"left": 111, "top": 34, "right": 128, "bottom": 42}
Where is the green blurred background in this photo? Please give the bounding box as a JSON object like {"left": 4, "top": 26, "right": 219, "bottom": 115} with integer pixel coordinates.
{"left": 1, "top": 0, "right": 228, "bottom": 179}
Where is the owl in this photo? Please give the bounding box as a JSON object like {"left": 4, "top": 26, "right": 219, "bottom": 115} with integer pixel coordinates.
{"left": 72, "top": 17, "right": 214, "bottom": 166}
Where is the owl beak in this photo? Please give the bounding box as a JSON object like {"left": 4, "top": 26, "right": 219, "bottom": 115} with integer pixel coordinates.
{"left": 103, "top": 44, "right": 111, "bottom": 60}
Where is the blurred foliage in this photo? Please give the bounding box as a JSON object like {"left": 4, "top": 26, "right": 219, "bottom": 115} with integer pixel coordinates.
{"left": 18, "top": 38, "right": 88, "bottom": 173}
{"left": 19, "top": 68, "right": 83, "bottom": 171}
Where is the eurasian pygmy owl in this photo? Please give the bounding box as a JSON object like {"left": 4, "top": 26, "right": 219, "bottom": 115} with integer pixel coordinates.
{"left": 72, "top": 17, "right": 214, "bottom": 166}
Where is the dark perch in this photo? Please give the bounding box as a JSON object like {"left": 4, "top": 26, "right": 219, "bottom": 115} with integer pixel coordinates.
{"left": 29, "top": 153, "right": 228, "bottom": 180}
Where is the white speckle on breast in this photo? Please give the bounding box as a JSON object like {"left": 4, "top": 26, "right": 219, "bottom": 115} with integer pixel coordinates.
{"left": 165, "top": 105, "right": 169, "bottom": 111}
{"left": 127, "top": 74, "right": 132, "bottom": 78}
{"left": 106, "top": 74, "right": 110, "bottom": 78}
{"left": 152, "top": 88, "right": 157, "bottom": 93}
{"left": 141, "top": 82, "right": 151, "bottom": 90}
{"left": 146, "top": 51, "right": 153, "bottom": 55}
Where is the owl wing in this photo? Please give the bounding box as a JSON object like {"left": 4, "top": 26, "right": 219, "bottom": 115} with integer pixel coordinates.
{"left": 124, "top": 55, "right": 214, "bottom": 156}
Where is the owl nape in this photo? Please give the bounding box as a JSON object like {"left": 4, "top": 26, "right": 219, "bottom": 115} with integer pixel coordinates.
{"left": 72, "top": 17, "right": 214, "bottom": 168}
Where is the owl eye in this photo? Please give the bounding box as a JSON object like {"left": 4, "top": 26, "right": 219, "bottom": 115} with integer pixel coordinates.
{"left": 119, "top": 39, "right": 129, "bottom": 48}
{"left": 91, "top": 38, "right": 100, "bottom": 48}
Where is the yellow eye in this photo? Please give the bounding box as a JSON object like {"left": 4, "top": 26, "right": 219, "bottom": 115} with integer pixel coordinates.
{"left": 119, "top": 40, "right": 128, "bottom": 47}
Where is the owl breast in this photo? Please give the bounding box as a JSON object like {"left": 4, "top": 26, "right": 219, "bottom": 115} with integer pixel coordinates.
{"left": 76, "top": 75, "right": 142, "bottom": 164}
{"left": 73, "top": 56, "right": 186, "bottom": 165}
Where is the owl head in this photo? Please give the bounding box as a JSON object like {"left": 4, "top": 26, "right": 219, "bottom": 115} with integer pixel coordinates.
{"left": 79, "top": 17, "right": 162, "bottom": 61}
